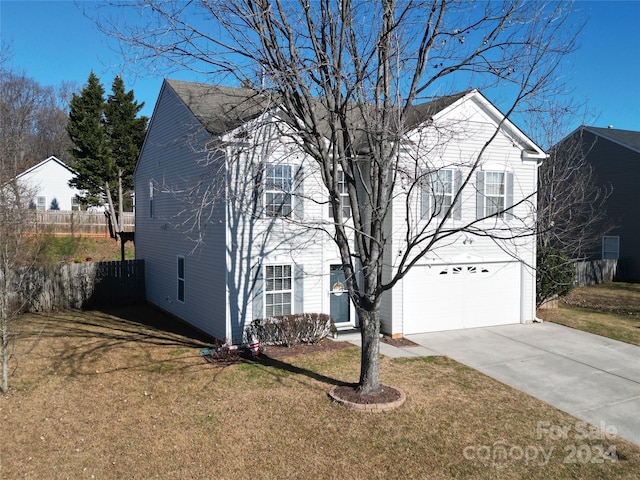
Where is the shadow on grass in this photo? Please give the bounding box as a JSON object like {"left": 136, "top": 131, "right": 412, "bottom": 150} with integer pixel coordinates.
{"left": 15, "top": 304, "right": 216, "bottom": 378}
{"left": 22, "top": 304, "right": 214, "bottom": 345}
{"left": 98, "top": 304, "right": 216, "bottom": 343}
{"left": 15, "top": 304, "right": 356, "bottom": 390}
{"left": 244, "top": 352, "right": 351, "bottom": 388}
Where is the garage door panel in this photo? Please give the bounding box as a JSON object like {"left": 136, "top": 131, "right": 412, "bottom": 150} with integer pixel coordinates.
{"left": 403, "top": 262, "right": 521, "bottom": 334}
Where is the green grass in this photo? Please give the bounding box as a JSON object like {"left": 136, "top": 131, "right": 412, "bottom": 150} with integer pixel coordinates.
{"left": 539, "top": 282, "right": 640, "bottom": 346}
{"left": 167, "top": 348, "right": 191, "bottom": 356}
{"left": 391, "top": 355, "right": 439, "bottom": 365}
{"left": 144, "top": 361, "right": 176, "bottom": 373}
{"left": 30, "top": 235, "right": 136, "bottom": 263}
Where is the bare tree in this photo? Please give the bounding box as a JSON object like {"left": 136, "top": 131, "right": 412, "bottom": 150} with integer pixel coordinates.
{"left": 0, "top": 177, "right": 43, "bottom": 392}
{"left": 95, "top": 0, "right": 581, "bottom": 394}
{"left": 0, "top": 68, "right": 74, "bottom": 169}
{"left": 538, "top": 125, "right": 613, "bottom": 260}
{"left": 535, "top": 120, "right": 614, "bottom": 306}
{"left": 0, "top": 51, "right": 53, "bottom": 392}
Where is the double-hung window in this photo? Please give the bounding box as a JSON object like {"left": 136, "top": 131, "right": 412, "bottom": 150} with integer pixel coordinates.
{"left": 328, "top": 169, "right": 352, "bottom": 220}
{"left": 484, "top": 172, "right": 506, "bottom": 217}
{"left": 421, "top": 168, "right": 460, "bottom": 220}
{"left": 602, "top": 236, "right": 620, "bottom": 260}
{"left": 265, "top": 265, "right": 292, "bottom": 317}
{"left": 476, "top": 170, "right": 513, "bottom": 220}
{"left": 431, "top": 169, "right": 454, "bottom": 217}
{"left": 36, "top": 196, "right": 46, "bottom": 211}
{"left": 264, "top": 164, "right": 292, "bottom": 217}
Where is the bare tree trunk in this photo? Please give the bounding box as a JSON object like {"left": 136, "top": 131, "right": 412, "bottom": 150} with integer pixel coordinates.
{"left": 118, "top": 167, "right": 124, "bottom": 233}
{"left": 0, "top": 256, "right": 8, "bottom": 392}
{"left": 358, "top": 309, "right": 381, "bottom": 394}
{"left": 104, "top": 181, "right": 122, "bottom": 239}
{"left": 117, "top": 168, "right": 127, "bottom": 260}
{"left": 1, "top": 307, "right": 8, "bottom": 393}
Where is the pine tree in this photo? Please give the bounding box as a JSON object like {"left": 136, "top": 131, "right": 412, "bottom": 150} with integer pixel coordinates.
{"left": 104, "top": 75, "right": 147, "bottom": 222}
{"left": 67, "top": 72, "right": 147, "bottom": 241}
{"left": 67, "top": 72, "right": 111, "bottom": 206}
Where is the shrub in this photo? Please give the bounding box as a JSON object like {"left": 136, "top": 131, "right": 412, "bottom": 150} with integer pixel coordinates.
{"left": 537, "top": 246, "right": 575, "bottom": 307}
{"left": 246, "top": 313, "right": 333, "bottom": 347}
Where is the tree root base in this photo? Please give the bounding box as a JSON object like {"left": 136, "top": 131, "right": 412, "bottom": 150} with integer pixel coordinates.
{"left": 328, "top": 384, "right": 406, "bottom": 412}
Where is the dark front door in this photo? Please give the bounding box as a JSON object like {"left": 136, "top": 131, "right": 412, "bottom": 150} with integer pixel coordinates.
{"left": 330, "top": 265, "right": 350, "bottom": 325}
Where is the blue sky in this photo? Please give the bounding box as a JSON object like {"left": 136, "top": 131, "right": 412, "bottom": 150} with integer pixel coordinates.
{"left": 2, "top": 1, "right": 639, "bottom": 139}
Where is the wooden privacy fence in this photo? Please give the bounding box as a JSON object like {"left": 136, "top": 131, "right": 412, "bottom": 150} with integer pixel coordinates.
{"left": 574, "top": 259, "right": 618, "bottom": 287}
{"left": 5, "top": 260, "right": 145, "bottom": 312}
{"left": 27, "top": 211, "right": 135, "bottom": 237}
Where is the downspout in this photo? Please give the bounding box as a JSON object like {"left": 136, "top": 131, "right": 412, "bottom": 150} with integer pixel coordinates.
{"left": 522, "top": 149, "right": 548, "bottom": 322}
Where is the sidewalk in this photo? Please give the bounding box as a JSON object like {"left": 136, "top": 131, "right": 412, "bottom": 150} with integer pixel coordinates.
{"left": 331, "top": 331, "right": 440, "bottom": 358}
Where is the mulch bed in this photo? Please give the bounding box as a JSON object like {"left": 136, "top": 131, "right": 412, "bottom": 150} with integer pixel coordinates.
{"left": 202, "top": 336, "right": 423, "bottom": 367}
{"left": 331, "top": 384, "right": 403, "bottom": 405}
{"left": 380, "top": 336, "right": 420, "bottom": 347}
{"left": 202, "top": 338, "right": 354, "bottom": 365}
{"left": 202, "top": 348, "right": 248, "bottom": 366}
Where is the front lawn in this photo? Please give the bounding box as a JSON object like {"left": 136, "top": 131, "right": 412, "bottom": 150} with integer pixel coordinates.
{"left": 2, "top": 306, "right": 638, "bottom": 479}
{"left": 539, "top": 283, "right": 640, "bottom": 346}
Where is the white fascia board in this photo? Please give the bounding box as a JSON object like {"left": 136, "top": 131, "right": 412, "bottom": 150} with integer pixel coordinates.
{"left": 431, "top": 90, "right": 546, "bottom": 158}
{"left": 16, "top": 156, "right": 76, "bottom": 179}
{"left": 472, "top": 92, "right": 546, "bottom": 157}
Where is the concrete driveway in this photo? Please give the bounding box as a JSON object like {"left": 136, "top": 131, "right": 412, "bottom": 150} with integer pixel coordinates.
{"left": 407, "top": 322, "right": 640, "bottom": 446}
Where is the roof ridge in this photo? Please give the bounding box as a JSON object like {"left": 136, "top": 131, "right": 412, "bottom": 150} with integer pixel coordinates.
{"left": 583, "top": 125, "right": 640, "bottom": 153}
{"left": 165, "top": 78, "right": 475, "bottom": 138}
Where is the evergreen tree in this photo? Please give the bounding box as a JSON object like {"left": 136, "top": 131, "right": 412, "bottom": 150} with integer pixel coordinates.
{"left": 67, "top": 71, "right": 110, "bottom": 206}
{"left": 104, "top": 75, "right": 147, "bottom": 216}
{"left": 67, "top": 72, "right": 147, "bottom": 239}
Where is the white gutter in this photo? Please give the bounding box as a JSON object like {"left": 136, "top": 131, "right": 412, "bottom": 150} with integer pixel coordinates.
{"left": 521, "top": 149, "right": 548, "bottom": 164}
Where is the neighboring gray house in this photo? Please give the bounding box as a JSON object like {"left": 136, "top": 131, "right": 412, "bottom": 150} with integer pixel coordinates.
{"left": 557, "top": 126, "right": 640, "bottom": 282}
{"left": 134, "top": 79, "right": 543, "bottom": 344}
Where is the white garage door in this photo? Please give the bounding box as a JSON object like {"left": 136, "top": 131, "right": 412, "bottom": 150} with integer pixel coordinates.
{"left": 403, "top": 261, "right": 521, "bottom": 334}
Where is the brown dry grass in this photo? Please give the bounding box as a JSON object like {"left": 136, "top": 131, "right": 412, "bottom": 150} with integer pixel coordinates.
{"left": 2, "top": 306, "right": 639, "bottom": 479}
{"left": 540, "top": 283, "right": 640, "bottom": 346}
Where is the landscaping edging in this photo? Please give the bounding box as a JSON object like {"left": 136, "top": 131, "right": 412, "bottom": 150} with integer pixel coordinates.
{"left": 328, "top": 385, "right": 406, "bottom": 412}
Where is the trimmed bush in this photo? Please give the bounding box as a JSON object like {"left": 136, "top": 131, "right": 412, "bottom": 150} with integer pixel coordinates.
{"left": 537, "top": 246, "right": 575, "bottom": 307}
{"left": 246, "top": 313, "right": 333, "bottom": 347}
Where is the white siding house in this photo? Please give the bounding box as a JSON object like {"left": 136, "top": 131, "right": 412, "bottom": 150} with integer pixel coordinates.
{"left": 135, "top": 79, "right": 544, "bottom": 344}
{"left": 386, "top": 94, "right": 542, "bottom": 335}
{"left": 16, "top": 156, "right": 84, "bottom": 211}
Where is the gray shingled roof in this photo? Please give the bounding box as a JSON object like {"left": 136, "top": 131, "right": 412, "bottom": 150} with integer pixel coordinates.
{"left": 585, "top": 126, "right": 640, "bottom": 153}
{"left": 166, "top": 79, "right": 277, "bottom": 135}
{"left": 165, "top": 79, "right": 469, "bottom": 141}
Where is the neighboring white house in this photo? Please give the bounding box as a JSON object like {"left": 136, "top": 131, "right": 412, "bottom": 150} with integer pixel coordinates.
{"left": 134, "top": 79, "right": 544, "bottom": 344}
{"left": 15, "top": 156, "right": 83, "bottom": 211}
